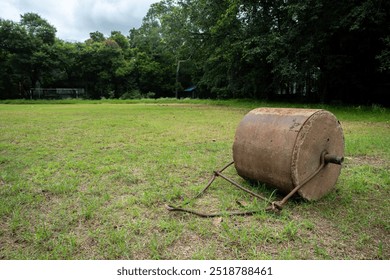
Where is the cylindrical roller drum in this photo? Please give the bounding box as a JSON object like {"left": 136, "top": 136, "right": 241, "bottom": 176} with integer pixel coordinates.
{"left": 233, "top": 108, "right": 344, "bottom": 201}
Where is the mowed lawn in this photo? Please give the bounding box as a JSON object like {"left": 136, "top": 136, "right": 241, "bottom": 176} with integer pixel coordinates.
{"left": 0, "top": 102, "right": 389, "bottom": 259}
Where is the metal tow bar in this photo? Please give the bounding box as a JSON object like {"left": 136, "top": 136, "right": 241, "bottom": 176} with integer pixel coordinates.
{"left": 166, "top": 151, "right": 343, "bottom": 217}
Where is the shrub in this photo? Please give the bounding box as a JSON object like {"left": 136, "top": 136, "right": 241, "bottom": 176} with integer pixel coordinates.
{"left": 120, "top": 89, "right": 142, "bottom": 100}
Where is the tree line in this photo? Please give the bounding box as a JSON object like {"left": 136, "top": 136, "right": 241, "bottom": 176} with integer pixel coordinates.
{"left": 1, "top": 0, "right": 389, "bottom": 105}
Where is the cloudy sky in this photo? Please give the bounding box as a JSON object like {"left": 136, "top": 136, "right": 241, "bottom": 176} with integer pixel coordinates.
{"left": 0, "top": 0, "right": 160, "bottom": 42}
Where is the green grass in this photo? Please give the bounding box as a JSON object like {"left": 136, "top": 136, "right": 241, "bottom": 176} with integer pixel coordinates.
{"left": 0, "top": 100, "right": 389, "bottom": 259}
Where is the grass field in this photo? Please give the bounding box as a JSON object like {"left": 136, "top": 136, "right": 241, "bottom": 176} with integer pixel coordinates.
{"left": 0, "top": 100, "right": 389, "bottom": 259}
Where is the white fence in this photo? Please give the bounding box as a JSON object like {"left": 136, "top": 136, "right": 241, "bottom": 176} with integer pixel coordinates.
{"left": 30, "top": 88, "right": 85, "bottom": 99}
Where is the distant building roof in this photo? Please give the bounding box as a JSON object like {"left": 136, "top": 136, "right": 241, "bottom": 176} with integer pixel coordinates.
{"left": 184, "top": 86, "right": 197, "bottom": 92}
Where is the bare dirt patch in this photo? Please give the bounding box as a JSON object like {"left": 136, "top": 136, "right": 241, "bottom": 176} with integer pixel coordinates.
{"left": 345, "top": 155, "right": 389, "bottom": 168}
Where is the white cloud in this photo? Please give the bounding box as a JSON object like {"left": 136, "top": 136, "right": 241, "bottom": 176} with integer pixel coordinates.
{"left": 0, "top": 0, "right": 159, "bottom": 41}
{"left": 0, "top": 0, "right": 21, "bottom": 21}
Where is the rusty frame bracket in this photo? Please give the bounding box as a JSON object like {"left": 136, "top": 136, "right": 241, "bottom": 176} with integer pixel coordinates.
{"left": 268, "top": 150, "right": 343, "bottom": 211}
{"left": 165, "top": 161, "right": 270, "bottom": 217}
{"left": 166, "top": 151, "right": 343, "bottom": 217}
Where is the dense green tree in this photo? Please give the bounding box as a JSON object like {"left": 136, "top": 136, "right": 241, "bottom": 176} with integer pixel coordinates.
{"left": 109, "top": 31, "right": 130, "bottom": 50}
{"left": 0, "top": 2, "right": 389, "bottom": 105}
{"left": 20, "top": 12, "right": 56, "bottom": 45}
{"left": 77, "top": 39, "right": 125, "bottom": 98}
{"left": 178, "top": 0, "right": 389, "bottom": 104}
{"left": 21, "top": 13, "right": 57, "bottom": 94}
{"left": 377, "top": 36, "right": 390, "bottom": 72}
{"left": 128, "top": 1, "right": 185, "bottom": 97}
{"left": 87, "top": 31, "right": 105, "bottom": 43}
{"left": 0, "top": 19, "right": 30, "bottom": 98}
{"left": 0, "top": 13, "right": 57, "bottom": 98}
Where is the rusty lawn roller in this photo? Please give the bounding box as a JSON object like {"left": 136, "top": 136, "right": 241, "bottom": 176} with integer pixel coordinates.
{"left": 233, "top": 108, "right": 344, "bottom": 208}
{"left": 167, "top": 108, "right": 344, "bottom": 216}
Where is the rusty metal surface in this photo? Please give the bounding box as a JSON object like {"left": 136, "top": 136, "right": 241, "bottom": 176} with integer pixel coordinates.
{"left": 233, "top": 108, "right": 344, "bottom": 201}
{"left": 324, "top": 154, "right": 344, "bottom": 165}
{"left": 166, "top": 161, "right": 270, "bottom": 217}
{"left": 291, "top": 110, "right": 344, "bottom": 200}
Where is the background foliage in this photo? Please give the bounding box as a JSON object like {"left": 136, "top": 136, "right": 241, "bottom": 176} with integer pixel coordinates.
{"left": 1, "top": 0, "right": 389, "bottom": 105}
